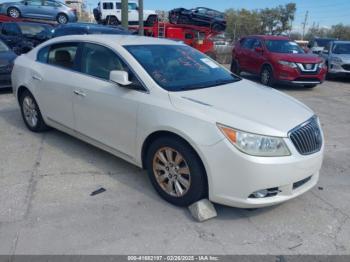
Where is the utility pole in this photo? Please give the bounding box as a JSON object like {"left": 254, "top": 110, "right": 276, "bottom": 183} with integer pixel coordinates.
{"left": 301, "top": 11, "right": 309, "bottom": 40}
{"left": 138, "top": 0, "right": 144, "bottom": 36}
{"left": 121, "top": 0, "right": 128, "bottom": 29}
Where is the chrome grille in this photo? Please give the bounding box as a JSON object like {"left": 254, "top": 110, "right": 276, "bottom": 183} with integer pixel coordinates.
{"left": 289, "top": 117, "right": 322, "bottom": 155}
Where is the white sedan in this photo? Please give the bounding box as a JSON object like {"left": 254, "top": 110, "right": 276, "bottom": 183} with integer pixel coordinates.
{"left": 11, "top": 35, "right": 324, "bottom": 208}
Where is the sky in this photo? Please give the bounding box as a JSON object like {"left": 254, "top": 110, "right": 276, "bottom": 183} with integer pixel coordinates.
{"left": 84, "top": 0, "right": 350, "bottom": 32}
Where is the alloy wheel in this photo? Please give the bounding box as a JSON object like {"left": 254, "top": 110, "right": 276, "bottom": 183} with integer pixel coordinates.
{"left": 152, "top": 147, "right": 191, "bottom": 197}
{"left": 261, "top": 68, "right": 270, "bottom": 85}
{"left": 58, "top": 14, "right": 68, "bottom": 24}
{"left": 8, "top": 8, "right": 19, "bottom": 18}
{"left": 22, "top": 96, "right": 38, "bottom": 128}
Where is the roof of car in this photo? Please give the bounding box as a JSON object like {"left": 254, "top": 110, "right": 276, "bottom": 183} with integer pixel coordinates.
{"left": 249, "top": 35, "right": 290, "bottom": 40}
{"left": 45, "top": 34, "right": 183, "bottom": 47}
{"left": 56, "top": 23, "right": 126, "bottom": 30}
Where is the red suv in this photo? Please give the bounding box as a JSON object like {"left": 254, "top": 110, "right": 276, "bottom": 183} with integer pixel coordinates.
{"left": 231, "top": 35, "right": 327, "bottom": 88}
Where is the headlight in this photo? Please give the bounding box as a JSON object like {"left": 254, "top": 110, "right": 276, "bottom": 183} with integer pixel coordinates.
{"left": 331, "top": 57, "right": 342, "bottom": 64}
{"left": 278, "top": 60, "right": 297, "bottom": 69}
{"left": 217, "top": 124, "right": 291, "bottom": 157}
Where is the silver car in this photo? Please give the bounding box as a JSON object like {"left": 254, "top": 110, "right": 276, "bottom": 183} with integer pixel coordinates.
{"left": 322, "top": 41, "right": 350, "bottom": 78}
{"left": 0, "top": 0, "right": 77, "bottom": 24}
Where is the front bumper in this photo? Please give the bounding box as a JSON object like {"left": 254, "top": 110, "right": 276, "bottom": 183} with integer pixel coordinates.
{"left": 275, "top": 64, "right": 327, "bottom": 86}
{"left": 200, "top": 137, "right": 324, "bottom": 208}
{"left": 328, "top": 62, "right": 350, "bottom": 76}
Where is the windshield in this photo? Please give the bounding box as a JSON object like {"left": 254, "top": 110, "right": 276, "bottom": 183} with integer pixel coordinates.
{"left": 265, "top": 40, "right": 304, "bottom": 54}
{"left": 332, "top": 43, "right": 350, "bottom": 54}
{"left": 0, "top": 41, "right": 9, "bottom": 52}
{"left": 315, "top": 39, "right": 333, "bottom": 47}
{"left": 18, "top": 24, "right": 51, "bottom": 37}
{"left": 125, "top": 45, "right": 240, "bottom": 91}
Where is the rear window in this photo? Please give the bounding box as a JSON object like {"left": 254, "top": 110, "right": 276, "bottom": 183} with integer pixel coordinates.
{"left": 103, "top": 2, "right": 114, "bottom": 9}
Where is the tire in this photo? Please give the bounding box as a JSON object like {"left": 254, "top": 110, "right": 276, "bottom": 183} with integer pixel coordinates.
{"left": 260, "top": 65, "right": 275, "bottom": 87}
{"left": 19, "top": 90, "right": 49, "bottom": 132}
{"left": 146, "top": 136, "right": 207, "bottom": 206}
{"left": 57, "top": 13, "right": 68, "bottom": 24}
{"left": 145, "top": 15, "right": 157, "bottom": 26}
{"left": 230, "top": 59, "right": 240, "bottom": 75}
{"left": 105, "top": 16, "right": 119, "bottom": 25}
{"left": 7, "top": 7, "right": 21, "bottom": 18}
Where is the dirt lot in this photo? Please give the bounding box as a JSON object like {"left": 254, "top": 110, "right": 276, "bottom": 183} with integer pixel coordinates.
{"left": 0, "top": 76, "right": 350, "bottom": 255}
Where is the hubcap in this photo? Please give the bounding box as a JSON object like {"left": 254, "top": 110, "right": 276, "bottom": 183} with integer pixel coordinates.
{"left": 22, "top": 96, "right": 38, "bottom": 128}
{"left": 261, "top": 69, "right": 270, "bottom": 85}
{"left": 153, "top": 147, "right": 191, "bottom": 197}
{"left": 58, "top": 15, "right": 67, "bottom": 24}
{"left": 9, "top": 9, "right": 19, "bottom": 18}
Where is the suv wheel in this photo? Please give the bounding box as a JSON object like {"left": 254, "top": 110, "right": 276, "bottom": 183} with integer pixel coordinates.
{"left": 7, "top": 7, "right": 20, "bottom": 18}
{"left": 231, "top": 59, "right": 240, "bottom": 75}
{"left": 57, "top": 13, "right": 68, "bottom": 24}
{"left": 20, "top": 90, "right": 49, "bottom": 132}
{"left": 146, "top": 137, "right": 207, "bottom": 206}
{"left": 260, "top": 66, "right": 274, "bottom": 87}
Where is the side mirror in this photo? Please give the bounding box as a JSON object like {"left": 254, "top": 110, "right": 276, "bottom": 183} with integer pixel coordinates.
{"left": 255, "top": 47, "right": 263, "bottom": 53}
{"left": 110, "top": 70, "right": 132, "bottom": 86}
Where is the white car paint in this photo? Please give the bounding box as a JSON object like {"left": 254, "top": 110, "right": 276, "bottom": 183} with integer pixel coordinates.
{"left": 11, "top": 35, "right": 324, "bottom": 208}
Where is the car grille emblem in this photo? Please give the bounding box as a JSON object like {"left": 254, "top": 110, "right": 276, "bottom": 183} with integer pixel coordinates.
{"left": 305, "top": 64, "right": 313, "bottom": 70}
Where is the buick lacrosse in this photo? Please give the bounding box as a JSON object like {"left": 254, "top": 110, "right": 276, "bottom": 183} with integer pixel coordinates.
{"left": 12, "top": 35, "right": 324, "bottom": 208}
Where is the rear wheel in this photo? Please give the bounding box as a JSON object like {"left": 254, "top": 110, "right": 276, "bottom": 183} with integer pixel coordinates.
{"left": 146, "top": 136, "right": 207, "bottom": 206}
{"left": 19, "top": 90, "right": 49, "bottom": 132}
{"left": 260, "top": 65, "right": 275, "bottom": 87}
{"left": 7, "top": 7, "right": 20, "bottom": 18}
{"left": 57, "top": 13, "right": 68, "bottom": 24}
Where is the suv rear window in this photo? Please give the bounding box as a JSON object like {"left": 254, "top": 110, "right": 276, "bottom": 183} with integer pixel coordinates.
{"left": 241, "top": 38, "right": 255, "bottom": 49}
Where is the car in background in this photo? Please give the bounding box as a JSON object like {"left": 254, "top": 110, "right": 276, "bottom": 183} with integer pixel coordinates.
{"left": 0, "top": 22, "right": 52, "bottom": 54}
{"left": 0, "top": 39, "right": 16, "bottom": 89}
{"left": 0, "top": 0, "right": 77, "bottom": 24}
{"left": 231, "top": 35, "right": 327, "bottom": 88}
{"left": 321, "top": 40, "right": 350, "bottom": 78}
{"left": 308, "top": 38, "right": 337, "bottom": 54}
{"left": 169, "top": 7, "right": 226, "bottom": 32}
{"left": 94, "top": 0, "right": 157, "bottom": 26}
{"left": 12, "top": 35, "right": 324, "bottom": 209}
{"left": 52, "top": 23, "right": 132, "bottom": 37}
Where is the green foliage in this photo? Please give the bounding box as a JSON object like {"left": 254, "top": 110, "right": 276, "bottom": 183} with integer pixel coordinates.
{"left": 225, "top": 3, "right": 296, "bottom": 40}
{"left": 305, "top": 24, "right": 350, "bottom": 40}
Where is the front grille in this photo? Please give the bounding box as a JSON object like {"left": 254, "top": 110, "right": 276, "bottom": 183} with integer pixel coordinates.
{"left": 296, "top": 63, "right": 319, "bottom": 75}
{"left": 342, "top": 64, "right": 350, "bottom": 71}
{"left": 289, "top": 116, "right": 322, "bottom": 155}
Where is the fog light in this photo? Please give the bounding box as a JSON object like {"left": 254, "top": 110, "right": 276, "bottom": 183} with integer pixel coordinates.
{"left": 252, "top": 189, "right": 268, "bottom": 198}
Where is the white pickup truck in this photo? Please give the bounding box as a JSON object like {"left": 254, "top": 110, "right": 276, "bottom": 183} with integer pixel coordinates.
{"left": 94, "top": 0, "right": 158, "bottom": 26}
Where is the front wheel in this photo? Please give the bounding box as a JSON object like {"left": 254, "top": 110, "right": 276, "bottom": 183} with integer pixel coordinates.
{"left": 57, "top": 13, "right": 68, "bottom": 24}
{"left": 260, "top": 66, "right": 275, "bottom": 87}
{"left": 20, "top": 90, "right": 49, "bottom": 132}
{"left": 231, "top": 59, "right": 240, "bottom": 75}
{"left": 7, "top": 7, "right": 20, "bottom": 18}
{"left": 146, "top": 137, "right": 207, "bottom": 206}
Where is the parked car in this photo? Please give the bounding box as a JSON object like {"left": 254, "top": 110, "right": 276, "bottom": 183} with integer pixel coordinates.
{"left": 308, "top": 37, "right": 337, "bottom": 54}
{"left": 321, "top": 40, "right": 350, "bottom": 78}
{"left": 12, "top": 35, "right": 324, "bottom": 208}
{"left": 52, "top": 23, "right": 132, "bottom": 37}
{"left": 0, "top": 0, "right": 77, "bottom": 24}
{"left": 94, "top": 0, "right": 157, "bottom": 26}
{"left": 231, "top": 35, "right": 327, "bottom": 88}
{"left": 0, "top": 22, "right": 52, "bottom": 54}
{"left": 169, "top": 7, "right": 226, "bottom": 32}
{"left": 0, "top": 39, "right": 16, "bottom": 89}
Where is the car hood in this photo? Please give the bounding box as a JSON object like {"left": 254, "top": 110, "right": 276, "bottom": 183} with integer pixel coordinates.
{"left": 272, "top": 53, "right": 323, "bottom": 63}
{"left": 0, "top": 51, "right": 17, "bottom": 66}
{"left": 169, "top": 79, "right": 314, "bottom": 137}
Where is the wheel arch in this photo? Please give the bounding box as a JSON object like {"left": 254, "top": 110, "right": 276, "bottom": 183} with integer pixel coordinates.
{"left": 17, "top": 85, "right": 31, "bottom": 104}
{"left": 260, "top": 62, "right": 275, "bottom": 78}
{"left": 140, "top": 130, "right": 209, "bottom": 195}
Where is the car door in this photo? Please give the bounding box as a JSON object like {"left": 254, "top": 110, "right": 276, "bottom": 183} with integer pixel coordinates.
{"left": 1, "top": 23, "right": 21, "bottom": 49}
{"left": 238, "top": 38, "right": 255, "bottom": 71}
{"left": 73, "top": 42, "right": 142, "bottom": 157}
{"left": 34, "top": 42, "right": 79, "bottom": 129}
{"left": 23, "top": 0, "right": 46, "bottom": 19}
{"left": 128, "top": 2, "right": 139, "bottom": 22}
{"left": 247, "top": 39, "right": 266, "bottom": 74}
{"left": 42, "top": 0, "right": 59, "bottom": 19}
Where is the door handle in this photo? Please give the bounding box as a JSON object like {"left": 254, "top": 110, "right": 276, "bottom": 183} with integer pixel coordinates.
{"left": 74, "top": 90, "right": 86, "bottom": 97}
{"left": 32, "top": 75, "right": 42, "bottom": 81}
